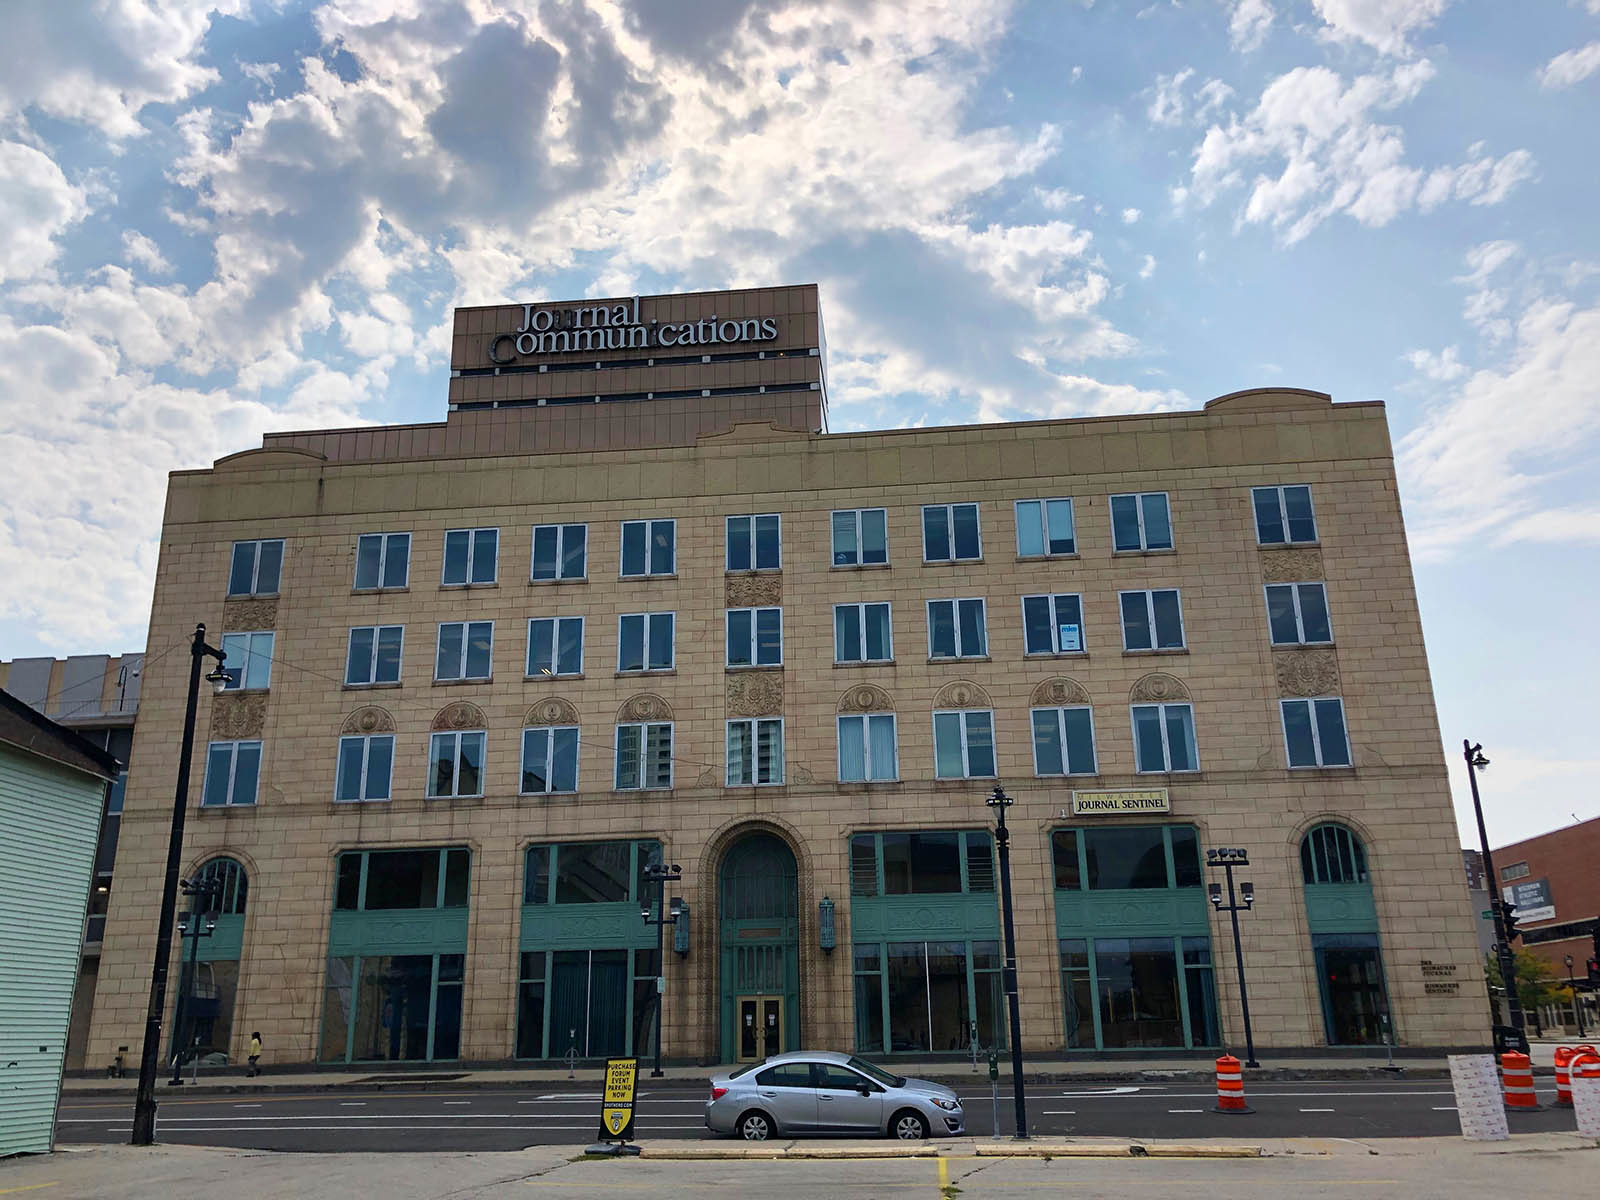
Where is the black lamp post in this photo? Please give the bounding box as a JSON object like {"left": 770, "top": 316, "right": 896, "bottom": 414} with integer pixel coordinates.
{"left": 640, "top": 859, "right": 682, "bottom": 1078}
{"left": 1464, "top": 740, "right": 1529, "bottom": 1054}
{"left": 131, "top": 624, "right": 228, "bottom": 1146}
{"left": 985, "top": 785, "right": 1028, "bottom": 1139}
{"left": 169, "top": 875, "right": 222, "bottom": 1085}
{"left": 1206, "top": 847, "right": 1260, "bottom": 1069}
{"left": 1564, "top": 955, "right": 1586, "bottom": 1038}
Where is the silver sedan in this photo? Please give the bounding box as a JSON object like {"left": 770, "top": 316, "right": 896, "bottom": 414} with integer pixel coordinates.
{"left": 705, "top": 1051, "right": 964, "bottom": 1140}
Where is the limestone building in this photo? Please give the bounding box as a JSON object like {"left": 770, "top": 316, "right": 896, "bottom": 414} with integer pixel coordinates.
{"left": 87, "top": 284, "right": 1486, "bottom": 1068}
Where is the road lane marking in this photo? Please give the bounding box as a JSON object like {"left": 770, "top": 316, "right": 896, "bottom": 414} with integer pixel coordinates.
{"left": 0, "top": 1185, "right": 60, "bottom": 1196}
{"left": 1433, "top": 1106, "right": 1458, "bottom": 1111}
{"left": 340, "top": 1102, "right": 366, "bottom": 1106}
{"left": 233, "top": 1104, "right": 262, "bottom": 1108}
{"left": 937, "top": 1157, "right": 949, "bottom": 1192}
{"left": 1042, "top": 1110, "right": 1077, "bottom": 1115}
{"left": 444, "top": 1101, "right": 471, "bottom": 1105}
{"left": 1167, "top": 1108, "right": 1203, "bottom": 1113}
{"left": 1300, "top": 1108, "right": 1335, "bottom": 1112}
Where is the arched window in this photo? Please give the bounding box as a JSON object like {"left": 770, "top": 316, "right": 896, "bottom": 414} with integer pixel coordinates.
{"left": 1300, "top": 824, "right": 1368, "bottom": 886}
{"left": 196, "top": 857, "right": 248, "bottom": 914}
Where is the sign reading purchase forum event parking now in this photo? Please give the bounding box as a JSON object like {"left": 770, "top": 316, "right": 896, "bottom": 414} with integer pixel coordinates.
{"left": 597, "top": 1057, "right": 638, "bottom": 1142}
{"left": 1070, "top": 789, "right": 1171, "bottom": 816}
{"left": 488, "top": 297, "right": 779, "bottom": 363}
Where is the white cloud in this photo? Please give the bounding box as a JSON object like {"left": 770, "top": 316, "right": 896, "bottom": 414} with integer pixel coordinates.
{"left": 0, "top": 142, "right": 89, "bottom": 282}
{"left": 1148, "top": 68, "right": 1195, "bottom": 126}
{"left": 1121, "top": 207, "right": 1142, "bottom": 224}
{"left": 1139, "top": 254, "right": 1157, "bottom": 278}
{"left": 120, "top": 230, "right": 172, "bottom": 275}
{"left": 1539, "top": 41, "right": 1600, "bottom": 89}
{"left": 1187, "top": 61, "right": 1533, "bottom": 242}
{"left": 1493, "top": 507, "right": 1600, "bottom": 547}
{"left": 1404, "top": 345, "right": 1467, "bottom": 381}
{"left": 1225, "top": 0, "right": 1275, "bottom": 51}
{"left": 1311, "top": 0, "right": 1451, "bottom": 57}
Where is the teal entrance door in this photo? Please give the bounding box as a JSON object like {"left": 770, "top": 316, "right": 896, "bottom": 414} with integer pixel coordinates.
{"left": 719, "top": 834, "right": 800, "bottom": 1063}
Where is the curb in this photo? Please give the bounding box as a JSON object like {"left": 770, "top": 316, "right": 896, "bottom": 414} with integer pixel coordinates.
{"left": 638, "top": 1141, "right": 1264, "bottom": 1161}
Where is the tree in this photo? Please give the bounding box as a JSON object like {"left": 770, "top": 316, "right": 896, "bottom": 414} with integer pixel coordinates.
{"left": 1485, "top": 949, "right": 1568, "bottom": 1032}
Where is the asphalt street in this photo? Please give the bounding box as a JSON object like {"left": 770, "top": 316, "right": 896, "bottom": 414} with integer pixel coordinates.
{"left": 56, "top": 1077, "right": 1581, "bottom": 1151}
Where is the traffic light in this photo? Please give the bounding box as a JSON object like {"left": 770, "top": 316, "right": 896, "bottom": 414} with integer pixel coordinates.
{"left": 1498, "top": 898, "right": 1523, "bottom": 943}
{"left": 1588, "top": 957, "right": 1599, "bottom": 987}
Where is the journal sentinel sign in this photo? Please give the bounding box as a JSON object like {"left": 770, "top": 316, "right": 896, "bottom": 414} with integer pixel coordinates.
{"left": 487, "top": 297, "right": 779, "bottom": 363}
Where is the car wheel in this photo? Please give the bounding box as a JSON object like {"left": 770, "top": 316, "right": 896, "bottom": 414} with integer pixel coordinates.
{"left": 738, "top": 1111, "right": 774, "bottom": 1141}
{"left": 891, "top": 1109, "right": 929, "bottom": 1140}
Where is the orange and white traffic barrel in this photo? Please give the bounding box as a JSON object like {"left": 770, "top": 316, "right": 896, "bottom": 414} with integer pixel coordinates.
{"left": 1214, "top": 1054, "right": 1252, "bottom": 1114}
{"left": 1499, "top": 1050, "right": 1539, "bottom": 1110}
{"left": 1554, "top": 1047, "right": 1574, "bottom": 1106}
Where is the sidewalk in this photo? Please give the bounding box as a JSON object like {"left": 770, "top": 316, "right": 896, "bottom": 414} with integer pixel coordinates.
{"left": 64, "top": 1052, "right": 1456, "bottom": 1098}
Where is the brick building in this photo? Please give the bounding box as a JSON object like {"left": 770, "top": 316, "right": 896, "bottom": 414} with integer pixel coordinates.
{"left": 1491, "top": 817, "right": 1600, "bottom": 1032}
{"left": 87, "top": 284, "right": 1486, "bottom": 1069}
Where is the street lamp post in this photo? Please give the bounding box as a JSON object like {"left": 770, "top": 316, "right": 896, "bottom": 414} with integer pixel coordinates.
{"left": 1206, "top": 847, "right": 1259, "bottom": 1069}
{"left": 985, "top": 785, "right": 1028, "bottom": 1139}
{"left": 1464, "top": 740, "right": 1528, "bottom": 1054}
{"left": 131, "top": 624, "right": 228, "bottom": 1146}
{"left": 168, "top": 875, "right": 221, "bottom": 1085}
{"left": 640, "top": 859, "right": 682, "bottom": 1078}
{"left": 1564, "top": 956, "right": 1586, "bottom": 1038}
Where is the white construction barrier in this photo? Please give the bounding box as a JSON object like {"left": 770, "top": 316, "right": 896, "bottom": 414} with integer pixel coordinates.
{"left": 1574, "top": 1073, "right": 1600, "bottom": 1138}
{"left": 1448, "top": 1053, "right": 1509, "bottom": 1141}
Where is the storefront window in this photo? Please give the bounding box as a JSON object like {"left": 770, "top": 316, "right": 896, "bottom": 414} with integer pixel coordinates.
{"left": 856, "top": 939, "right": 1000, "bottom": 1055}
{"left": 849, "top": 830, "right": 995, "bottom": 897}
{"left": 336, "top": 847, "right": 470, "bottom": 910}
{"left": 321, "top": 953, "right": 465, "bottom": 1062}
{"left": 1094, "top": 938, "right": 1184, "bottom": 1047}
{"left": 1086, "top": 828, "right": 1170, "bottom": 890}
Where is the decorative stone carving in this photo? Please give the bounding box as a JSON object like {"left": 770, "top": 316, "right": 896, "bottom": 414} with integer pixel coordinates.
{"left": 1129, "top": 672, "right": 1191, "bottom": 703}
{"left": 933, "top": 680, "right": 992, "bottom": 709}
{"left": 341, "top": 706, "right": 395, "bottom": 735}
{"left": 725, "top": 574, "right": 782, "bottom": 607}
{"left": 524, "top": 697, "right": 579, "bottom": 727}
{"left": 222, "top": 597, "right": 277, "bottom": 630}
{"left": 1260, "top": 548, "right": 1324, "bottom": 583}
{"left": 211, "top": 692, "right": 267, "bottom": 739}
{"left": 431, "top": 700, "right": 487, "bottom": 731}
{"left": 1030, "top": 677, "right": 1090, "bottom": 707}
{"left": 726, "top": 671, "right": 783, "bottom": 716}
{"left": 1275, "top": 648, "right": 1341, "bottom": 697}
{"left": 695, "top": 765, "right": 721, "bottom": 787}
{"left": 789, "top": 764, "right": 815, "bottom": 784}
{"left": 617, "top": 693, "right": 673, "bottom": 723}
{"left": 838, "top": 684, "right": 894, "bottom": 713}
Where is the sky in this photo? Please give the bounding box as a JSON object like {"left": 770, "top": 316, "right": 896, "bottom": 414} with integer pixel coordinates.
{"left": 0, "top": 0, "right": 1596, "bottom": 847}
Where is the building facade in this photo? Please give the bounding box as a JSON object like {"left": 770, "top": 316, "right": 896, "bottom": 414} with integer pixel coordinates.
{"left": 0, "top": 651, "right": 141, "bottom": 1071}
{"left": 87, "top": 285, "right": 1487, "bottom": 1069}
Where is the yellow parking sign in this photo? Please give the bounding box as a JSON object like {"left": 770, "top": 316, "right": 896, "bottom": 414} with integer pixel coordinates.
{"left": 598, "top": 1057, "right": 638, "bottom": 1141}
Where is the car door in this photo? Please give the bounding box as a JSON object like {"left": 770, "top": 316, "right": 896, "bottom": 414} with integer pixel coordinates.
{"left": 812, "top": 1062, "right": 884, "bottom": 1133}
{"left": 754, "top": 1061, "right": 817, "bottom": 1131}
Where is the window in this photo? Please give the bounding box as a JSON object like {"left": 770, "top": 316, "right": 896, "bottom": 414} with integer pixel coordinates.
{"left": 727, "top": 718, "right": 784, "bottom": 785}
{"left": 219, "top": 631, "right": 274, "bottom": 690}
{"left": 922, "top": 503, "right": 981, "bottom": 562}
{"left": 756, "top": 1062, "right": 813, "bottom": 1088}
{"left": 727, "top": 607, "right": 782, "bottom": 667}
{"left": 346, "top": 626, "right": 403, "bottom": 685}
{"left": 1500, "top": 861, "right": 1530, "bottom": 883}
{"left": 531, "top": 524, "right": 586, "bottom": 581}
{"left": 196, "top": 857, "right": 249, "bottom": 914}
{"left": 1110, "top": 493, "right": 1172, "bottom": 551}
{"left": 1300, "top": 824, "right": 1368, "bottom": 885}
{"left": 1052, "top": 825, "right": 1204, "bottom": 892}
{"left": 851, "top": 831, "right": 995, "bottom": 896}
{"left": 435, "top": 621, "right": 493, "bottom": 680}
{"left": 1120, "top": 589, "right": 1185, "bottom": 651}
{"left": 428, "top": 730, "right": 485, "bottom": 798}
{"left": 1266, "top": 583, "right": 1332, "bottom": 645}
{"left": 927, "top": 598, "right": 987, "bottom": 658}
{"left": 834, "top": 603, "right": 892, "bottom": 664}
{"left": 615, "top": 722, "right": 673, "bottom": 789}
{"left": 933, "top": 710, "right": 996, "bottom": 778}
{"left": 620, "top": 518, "right": 675, "bottom": 577}
{"left": 1022, "top": 593, "right": 1085, "bottom": 654}
{"left": 336, "top": 734, "right": 394, "bottom": 802}
{"left": 520, "top": 726, "right": 579, "bottom": 794}
{"left": 1281, "top": 697, "right": 1351, "bottom": 768}
{"left": 618, "top": 613, "right": 674, "bottom": 672}
{"left": 1058, "top": 935, "right": 1217, "bottom": 1050}
{"left": 527, "top": 617, "right": 583, "bottom": 677}
{"left": 1253, "top": 485, "right": 1318, "bottom": 545}
{"left": 442, "top": 528, "right": 498, "bottom": 585}
{"left": 1031, "top": 707, "right": 1097, "bottom": 776}
{"left": 523, "top": 840, "right": 661, "bottom": 905}
{"left": 833, "top": 508, "right": 888, "bottom": 566}
{"left": 838, "top": 713, "right": 898, "bottom": 781}
{"left": 355, "top": 532, "right": 410, "bottom": 590}
{"left": 514, "top": 946, "right": 658, "bottom": 1060}
{"left": 852, "top": 939, "right": 1004, "bottom": 1055}
{"left": 1131, "top": 703, "right": 1199, "bottom": 772}
{"left": 335, "top": 847, "right": 470, "bottom": 911}
{"left": 727, "top": 514, "right": 780, "bottom": 571}
{"left": 228, "top": 539, "right": 283, "bottom": 596}
{"left": 202, "top": 741, "right": 260, "bottom": 807}
{"left": 1015, "top": 498, "right": 1076, "bottom": 557}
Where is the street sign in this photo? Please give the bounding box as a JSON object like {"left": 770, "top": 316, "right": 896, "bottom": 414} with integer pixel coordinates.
{"left": 597, "top": 1057, "right": 638, "bottom": 1142}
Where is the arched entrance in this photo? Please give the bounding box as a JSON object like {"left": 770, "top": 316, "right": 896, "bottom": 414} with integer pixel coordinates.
{"left": 719, "top": 832, "right": 800, "bottom": 1063}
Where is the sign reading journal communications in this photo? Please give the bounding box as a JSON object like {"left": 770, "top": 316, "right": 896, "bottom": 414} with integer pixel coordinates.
{"left": 1071, "top": 789, "right": 1171, "bottom": 816}
{"left": 488, "top": 296, "right": 780, "bottom": 363}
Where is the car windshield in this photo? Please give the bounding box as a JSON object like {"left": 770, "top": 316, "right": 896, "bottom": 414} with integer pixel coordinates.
{"left": 846, "top": 1056, "right": 905, "bottom": 1088}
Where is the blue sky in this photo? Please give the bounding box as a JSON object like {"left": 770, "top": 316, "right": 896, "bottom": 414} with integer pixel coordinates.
{"left": 1, "top": 0, "right": 1596, "bottom": 845}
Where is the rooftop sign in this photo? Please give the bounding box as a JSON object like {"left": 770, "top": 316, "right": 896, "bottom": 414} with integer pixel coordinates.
{"left": 488, "top": 296, "right": 778, "bottom": 364}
